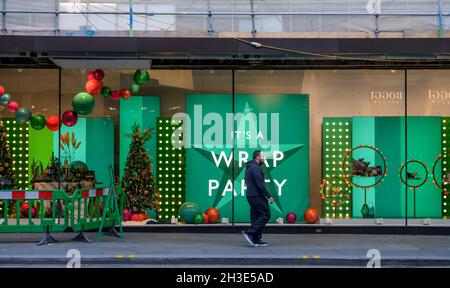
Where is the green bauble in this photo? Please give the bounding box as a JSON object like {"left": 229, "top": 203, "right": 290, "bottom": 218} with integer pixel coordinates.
{"left": 30, "top": 114, "right": 46, "bottom": 130}
{"left": 179, "top": 202, "right": 202, "bottom": 224}
{"left": 130, "top": 83, "right": 140, "bottom": 94}
{"left": 69, "top": 161, "right": 88, "bottom": 174}
{"left": 361, "top": 203, "right": 369, "bottom": 218}
{"left": 101, "top": 86, "right": 112, "bottom": 97}
{"left": 72, "top": 92, "right": 95, "bottom": 115}
{"left": 15, "top": 107, "right": 31, "bottom": 123}
{"left": 194, "top": 214, "right": 204, "bottom": 224}
{"left": 133, "top": 69, "right": 150, "bottom": 86}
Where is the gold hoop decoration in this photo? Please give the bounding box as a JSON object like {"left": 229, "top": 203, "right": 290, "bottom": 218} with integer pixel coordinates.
{"left": 320, "top": 176, "right": 350, "bottom": 207}
{"left": 342, "top": 145, "right": 388, "bottom": 189}
{"left": 431, "top": 153, "right": 449, "bottom": 196}
{"left": 399, "top": 159, "right": 428, "bottom": 189}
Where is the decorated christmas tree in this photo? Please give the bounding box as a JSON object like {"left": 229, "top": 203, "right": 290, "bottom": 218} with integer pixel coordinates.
{"left": 121, "top": 123, "right": 159, "bottom": 214}
{"left": 0, "top": 120, "right": 14, "bottom": 189}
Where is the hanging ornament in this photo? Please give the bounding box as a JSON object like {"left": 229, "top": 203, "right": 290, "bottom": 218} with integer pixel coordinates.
{"left": 111, "top": 90, "right": 120, "bottom": 101}
{"left": 46, "top": 115, "right": 59, "bottom": 131}
{"left": 30, "top": 114, "right": 46, "bottom": 130}
{"left": 130, "top": 83, "right": 140, "bottom": 94}
{"left": 62, "top": 110, "right": 78, "bottom": 127}
{"left": 93, "top": 69, "right": 105, "bottom": 81}
{"left": 101, "top": 86, "right": 112, "bottom": 97}
{"left": 133, "top": 69, "right": 150, "bottom": 86}
{"left": 7, "top": 101, "right": 19, "bottom": 112}
{"left": 85, "top": 79, "right": 103, "bottom": 95}
{"left": 87, "top": 70, "right": 95, "bottom": 80}
{"left": 0, "top": 85, "right": 5, "bottom": 95}
{"left": 15, "top": 107, "right": 31, "bottom": 123}
{"left": 72, "top": 92, "right": 95, "bottom": 115}
{"left": 120, "top": 88, "right": 132, "bottom": 99}
{"left": 0, "top": 93, "right": 11, "bottom": 105}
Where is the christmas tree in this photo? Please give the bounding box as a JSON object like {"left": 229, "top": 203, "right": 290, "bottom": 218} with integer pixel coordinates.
{"left": 0, "top": 120, "right": 14, "bottom": 189}
{"left": 121, "top": 123, "right": 159, "bottom": 214}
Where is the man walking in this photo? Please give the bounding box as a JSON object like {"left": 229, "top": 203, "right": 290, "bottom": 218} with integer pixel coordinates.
{"left": 241, "top": 150, "right": 274, "bottom": 247}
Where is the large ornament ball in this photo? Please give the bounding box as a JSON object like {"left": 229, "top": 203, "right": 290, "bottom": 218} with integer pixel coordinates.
{"left": 87, "top": 70, "right": 95, "bottom": 80}
{"left": 205, "top": 207, "right": 220, "bottom": 224}
{"left": 202, "top": 213, "right": 209, "bottom": 224}
{"left": 20, "top": 201, "right": 37, "bottom": 218}
{"left": 0, "top": 85, "right": 4, "bottom": 95}
{"left": 69, "top": 161, "right": 89, "bottom": 174}
{"left": 101, "top": 86, "right": 111, "bottom": 97}
{"left": 304, "top": 208, "right": 320, "bottom": 224}
{"left": 286, "top": 212, "right": 297, "bottom": 224}
{"left": 130, "top": 83, "right": 140, "bottom": 94}
{"left": 133, "top": 69, "right": 150, "bottom": 86}
{"left": 194, "top": 214, "right": 204, "bottom": 224}
{"left": 7, "top": 101, "right": 19, "bottom": 112}
{"left": 131, "top": 213, "right": 143, "bottom": 222}
{"left": 72, "top": 92, "right": 95, "bottom": 115}
{"left": 179, "top": 202, "right": 202, "bottom": 224}
{"left": 15, "top": 107, "right": 31, "bottom": 123}
{"left": 93, "top": 69, "right": 105, "bottom": 80}
{"left": 85, "top": 79, "right": 103, "bottom": 95}
{"left": 120, "top": 88, "right": 131, "bottom": 99}
{"left": 46, "top": 115, "right": 59, "bottom": 131}
{"left": 0, "top": 92, "right": 11, "bottom": 104}
{"left": 123, "top": 209, "right": 132, "bottom": 222}
{"left": 111, "top": 90, "right": 120, "bottom": 101}
{"left": 30, "top": 114, "right": 46, "bottom": 130}
{"left": 62, "top": 110, "right": 78, "bottom": 127}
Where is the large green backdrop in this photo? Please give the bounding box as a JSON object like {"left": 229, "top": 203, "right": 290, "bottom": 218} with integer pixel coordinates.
{"left": 186, "top": 94, "right": 309, "bottom": 222}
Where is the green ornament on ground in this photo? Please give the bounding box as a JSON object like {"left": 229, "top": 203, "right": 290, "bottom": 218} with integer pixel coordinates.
{"left": 101, "top": 86, "right": 112, "bottom": 97}
{"left": 72, "top": 92, "right": 95, "bottom": 115}
{"left": 133, "top": 69, "right": 150, "bottom": 86}
{"left": 130, "top": 83, "right": 140, "bottom": 94}
{"left": 15, "top": 107, "right": 31, "bottom": 123}
{"left": 179, "top": 202, "right": 202, "bottom": 224}
{"left": 194, "top": 214, "right": 204, "bottom": 224}
{"left": 361, "top": 203, "right": 369, "bottom": 218}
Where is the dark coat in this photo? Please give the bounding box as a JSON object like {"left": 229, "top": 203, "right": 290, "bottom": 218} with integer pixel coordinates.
{"left": 245, "top": 160, "right": 272, "bottom": 199}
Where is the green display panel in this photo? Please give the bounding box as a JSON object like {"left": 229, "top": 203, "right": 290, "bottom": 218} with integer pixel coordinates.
{"left": 322, "top": 118, "right": 352, "bottom": 218}
{"left": 185, "top": 94, "right": 309, "bottom": 222}
{"left": 120, "top": 96, "right": 160, "bottom": 179}
{"left": 28, "top": 125, "right": 53, "bottom": 185}
{"left": 156, "top": 117, "right": 186, "bottom": 220}
{"left": 2, "top": 119, "right": 29, "bottom": 189}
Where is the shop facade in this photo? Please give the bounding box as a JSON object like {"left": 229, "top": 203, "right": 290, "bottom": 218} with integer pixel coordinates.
{"left": 1, "top": 36, "right": 450, "bottom": 230}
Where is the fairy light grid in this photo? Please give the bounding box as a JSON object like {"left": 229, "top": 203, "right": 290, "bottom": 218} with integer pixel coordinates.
{"left": 3, "top": 119, "right": 29, "bottom": 189}
{"left": 442, "top": 117, "right": 450, "bottom": 218}
{"left": 322, "top": 118, "right": 352, "bottom": 218}
{"left": 156, "top": 117, "right": 186, "bottom": 220}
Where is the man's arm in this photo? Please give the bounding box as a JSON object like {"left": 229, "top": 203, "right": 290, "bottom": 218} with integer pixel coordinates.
{"left": 252, "top": 166, "right": 272, "bottom": 199}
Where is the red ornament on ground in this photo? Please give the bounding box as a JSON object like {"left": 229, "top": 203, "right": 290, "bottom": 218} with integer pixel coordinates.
{"left": 111, "top": 90, "right": 120, "bottom": 101}
{"left": 85, "top": 79, "right": 103, "bottom": 95}
{"left": 87, "top": 71, "right": 95, "bottom": 80}
{"left": 20, "top": 201, "right": 37, "bottom": 217}
{"left": 205, "top": 207, "right": 220, "bottom": 224}
{"left": 202, "top": 213, "right": 209, "bottom": 224}
{"left": 120, "top": 88, "right": 132, "bottom": 99}
{"left": 304, "top": 208, "right": 320, "bottom": 224}
{"left": 7, "top": 101, "right": 19, "bottom": 112}
{"left": 286, "top": 212, "right": 297, "bottom": 224}
{"left": 46, "top": 115, "right": 59, "bottom": 131}
{"left": 131, "top": 213, "right": 144, "bottom": 222}
{"left": 62, "top": 110, "right": 78, "bottom": 127}
{"left": 0, "top": 85, "right": 4, "bottom": 95}
{"left": 123, "top": 209, "right": 132, "bottom": 222}
{"left": 93, "top": 69, "right": 105, "bottom": 80}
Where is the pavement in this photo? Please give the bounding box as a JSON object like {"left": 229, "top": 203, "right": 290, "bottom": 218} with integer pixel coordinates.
{"left": 1, "top": 232, "right": 450, "bottom": 267}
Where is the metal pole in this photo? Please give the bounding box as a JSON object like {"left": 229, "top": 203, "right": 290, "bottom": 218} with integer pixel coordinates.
{"left": 129, "top": 0, "right": 133, "bottom": 37}
{"left": 374, "top": 14, "right": 380, "bottom": 38}
{"left": 438, "top": 0, "right": 444, "bottom": 38}
{"left": 404, "top": 69, "right": 408, "bottom": 227}
{"left": 2, "top": 0, "right": 6, "bottom": 35}
{"left": 250, "top": 0, "right": 256, "bottom": 38}
{"left": 207, "top": 0, "right": 213, "bottom": 37}
{"left": 231, "top": 68, "right": 235, "bottom": 226}
{"left": 55, "top": 0, "right": 59, "bottom": 36}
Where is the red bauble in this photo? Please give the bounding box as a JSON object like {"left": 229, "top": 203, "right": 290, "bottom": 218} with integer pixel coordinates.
{"left": 87, "top": 70, "right": 95, "bottom": 80}
{"left": 286, "top": 212, "right": 297, "bottom": 224}
{"left": 85, "top": 79, "right": 103, "bottom": 95}
{"left": 123, "top": 209, "right": 132, "bottom": 222}
{"left": 202, "top": 213, "right": 209, "bottom": 224}
{"left": 62, "top": 110, "right": 78, "bottom": 127}
{"left": 111, "top": 90, "right": 120, "bottom": 101}
{"left": 20, "top": 201, "right": 37, "bottom": 218}
{"left": 304, "top": 208, "right": 320, "bottom": 224}
{"left": 205, "top": 208, "right": 220, "bottom": 224}
{"left": 120, "top": 88, "right": 132, "bottom": 99}
{"left": 93, "top": 69, "right": 105, "bottom": 81}
{"left": 0, "top": 85, "right": 5, "bottom": 95}
{"left": 7, "top": 101, "right": 19, "bottom": 112}
{"left": 46, "top": 115, "right": 60, "bottom": 131}
{"left": 131, "top": 213, "right": 144, "bottom": 222}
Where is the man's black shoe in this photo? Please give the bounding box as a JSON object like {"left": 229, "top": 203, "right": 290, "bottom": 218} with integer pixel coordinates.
{"left": 241, "top": 231, "right": 256, "bottom": 247}
{"left": 254, "top": 240, "right": 269, "bottom": 247}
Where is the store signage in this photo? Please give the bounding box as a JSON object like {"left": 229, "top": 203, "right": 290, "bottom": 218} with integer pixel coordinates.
{"left": 370, "top": 90, "right": 402, "bottom": 104}
{"left": 428, "top": 89, "right": 450, "bottom": 103}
